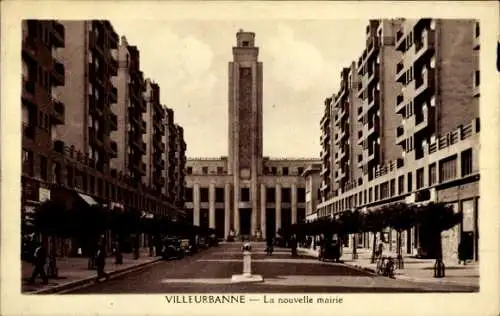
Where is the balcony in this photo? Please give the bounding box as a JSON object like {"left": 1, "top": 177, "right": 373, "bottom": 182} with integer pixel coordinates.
{"left": 88, "top": 128, "right": 104, "bottom": 148}
{"left": 52, "top": 21, "right": 65, "bottom": 48}
{"left": 395, "top": 93, "right": 405, "bottom": 113}
{"left": 51, "top": 99, "right": 65, "bottom": 125}
{"left": 415, "top": 106, "right": 435, "bottom": 134}
{"left": 22, "top": 79, "right": 36, "bottom": 104}
{"left": 23, "top": 124, "right": 36, "bottom": 141}
{"left": 395, "top": 28, "right": 406, "bottom": 51}
{"left": 414, "top": 29, "right": 436, "bottom": 62}
{"left": 138, "top": 140, "right": 146, "bottom": 153}
{"left": 367, "top": 90, "right": 380, "bottom": 113}
{"left": 414, "top": 67, "right": 435, "bottom": 97}
{"left": 395, "top": 61, "right": 405, "bottom": 81}
{"left": 367, "top": 66, "right": 379, "bottom": 84}
{"left": 109, "top": 112, "right": 118, "bottom": 131}
{"left": 396, "top": 125, "right": 405, "bottom": 145}
{"left": 109, "top": 85, "right": 118, "bottom": 103}
{"left": 367, "top": 143, "right": 379, "bottom": 162}
{"left": 89, "top": 97, "right": 103, "bottom": 117}
{"left": 109, "top": 57, "right": 118, "bottom": 76}
{"left": 52, "top": 58, "right": 65, "bottom": 86}
{"left": 367, "top": 117, "right": 380, "bottom": 138}
{"left": 110, "top": 140, "right": 118, "bottom": 158}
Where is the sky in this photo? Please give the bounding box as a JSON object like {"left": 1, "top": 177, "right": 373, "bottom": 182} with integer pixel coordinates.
{"left": 109, "top": 19, "right": 368, "bottom": 158}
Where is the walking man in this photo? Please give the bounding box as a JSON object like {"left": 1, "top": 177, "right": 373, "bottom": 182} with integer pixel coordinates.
{"left": 266, "top": 236, "right": 274, "bottom": 256}
{"left": 95, "top": 242, "right": 109, "bottom": 282}
{"left": 29, "top": 242, "right": 48, "bottom": 285}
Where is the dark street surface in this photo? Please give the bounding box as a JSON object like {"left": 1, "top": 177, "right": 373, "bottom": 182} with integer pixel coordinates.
{"left": 70, "top": 242, "right": 476, "bottom": 294}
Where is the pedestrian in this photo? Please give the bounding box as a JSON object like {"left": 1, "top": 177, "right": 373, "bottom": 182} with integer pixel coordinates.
{"left": 28, "top": 242, "right": 48, "bottom": 285}
{"left": 266, "top": 236, "right": 274, "bottom": 256}
{"left": 95, "top": 242, "right": 109, "bottom": 282}
{"left": 290, "top": 234, "right": 298, "bottom": 257}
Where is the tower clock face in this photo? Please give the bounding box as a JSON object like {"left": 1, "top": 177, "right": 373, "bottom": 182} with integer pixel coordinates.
{"left": 240, "top": 168, "right": 251, "bottom": 179}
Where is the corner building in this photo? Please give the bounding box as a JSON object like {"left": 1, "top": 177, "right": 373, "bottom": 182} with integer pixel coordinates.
{"left": 185, "top": 30, "right": 320, "bottom": 240}
{"left": 317, "top": 19, "right": 480, "bottom": 262}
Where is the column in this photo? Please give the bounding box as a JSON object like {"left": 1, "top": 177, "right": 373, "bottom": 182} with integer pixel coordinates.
{"left": 275, "top": 184, "right": 282, "bottom": 234}
{"left": 193, "top": 183, "right": 200, "bottom": 226}
{"left": 224, "top": 183, "right": 231, "bottom": 238}
{"left": 291, "top": 183, "right": 297, "bottom": 224}
{"left": 234, "top": 185, "right": 240, "bottom": 234}
{"left": 260, "top": 184, "right": 267, "bottom": 240}
{"left": 209, "top": 182, "right": 216, "bottom": 229}
{"left": 251, "top": 181, "right": 258, "bottom": 236}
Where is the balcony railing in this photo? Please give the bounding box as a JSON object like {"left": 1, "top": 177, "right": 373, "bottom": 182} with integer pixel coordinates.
{"left": 51, "top": 100, "right": 65, "bottom": 125}
{"left": 52, "top": 58, "right": 65, "bottom": 85}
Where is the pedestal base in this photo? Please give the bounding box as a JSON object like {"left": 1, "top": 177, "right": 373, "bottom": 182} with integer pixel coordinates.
{"left": 230, "top": 274, "right": 264, "bottom": 283}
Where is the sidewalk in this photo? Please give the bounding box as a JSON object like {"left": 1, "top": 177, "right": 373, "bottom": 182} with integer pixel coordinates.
{"left": 298, "top": 246, "right": 479, "bottom": 289}
{"left": 22, "top": 250, "right": 161, "bottom": 294}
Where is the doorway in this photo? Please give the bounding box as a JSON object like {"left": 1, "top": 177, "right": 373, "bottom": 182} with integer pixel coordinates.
{"left": 266, "top": 208, "right": 276, "bottom": 238}
{"left": 239, "top": 208, "right": 252, "bottom": 236}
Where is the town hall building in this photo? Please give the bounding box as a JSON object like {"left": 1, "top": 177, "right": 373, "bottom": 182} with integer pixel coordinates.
{"left": 184, "top": 30, "right": 320, "bottom": 240}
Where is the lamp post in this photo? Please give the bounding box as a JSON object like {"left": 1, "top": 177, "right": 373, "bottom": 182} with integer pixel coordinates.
{"left": 230, "top": 242, "right": 264, "bottom": 283}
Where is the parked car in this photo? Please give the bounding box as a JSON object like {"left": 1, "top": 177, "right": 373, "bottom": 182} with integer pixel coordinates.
{"left": 179, "top": 239, "right": 193, "bottom": 256}
{"left": 318, "top": 240, "right": 341, "bottom": 262}
{"left": 208, "top": 234, "right": 219, "bottom": 247}
{"left": 161, "top": 238, "right": 184, "bottom": 260}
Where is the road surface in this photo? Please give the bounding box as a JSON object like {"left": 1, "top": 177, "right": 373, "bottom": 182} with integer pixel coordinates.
{"left": 70, "top": 242, "right": 475, "bottom": 294}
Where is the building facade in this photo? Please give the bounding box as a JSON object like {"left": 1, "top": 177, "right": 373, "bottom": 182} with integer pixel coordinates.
{"left": 317, "top": 19, "right": 480, "bottom": 261}
{"left": 185, "top": 30, "right": 320, "bottom": 240}
{"left": 21, "top": 20, "right": 187, "bottom": 250}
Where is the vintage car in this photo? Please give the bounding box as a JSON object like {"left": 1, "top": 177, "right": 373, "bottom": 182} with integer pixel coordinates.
{"left": 318, "top": 240, "right": 341, "bottom": 262}
{"left": 161, "top": 237, "right": 185, "bottom": 260}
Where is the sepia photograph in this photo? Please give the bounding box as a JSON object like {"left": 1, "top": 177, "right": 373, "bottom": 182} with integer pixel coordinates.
{"left": 2, "top": 1, "right": 499, "bottom": 315}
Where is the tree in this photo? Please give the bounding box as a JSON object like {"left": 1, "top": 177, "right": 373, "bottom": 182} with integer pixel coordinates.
{"left": 361, "top": 208, "right": 388, "bottom": 263}
{"left": 32, "top": 200, "right": 74, "bottom": 277}
{"left": 338, "top": 210, "right": 363, "bottom": 259}
{"left": 414, "top": 202, "right": 462, "bottom": 277}
{"left": 385, "top": 202, "right": 417, "bottom": 268}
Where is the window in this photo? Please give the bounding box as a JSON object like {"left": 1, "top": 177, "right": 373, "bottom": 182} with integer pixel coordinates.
{"left": 185, "top": 187, "right": 193, "bottom": 202}
{"left": 215, "top": 188, "right": 224, "bottom": 203}
{"left": 297, "top": 167, "right": 304, "bottom": 175}
{"left": 390, "top": 179, "right": 396, "bottom": 197}
{"left": 282, "top": 167, "right": 289, "bottom": 176}
{"left": 374, "top": 185, "right": 379, "bottom": 201}
{"left": 380, "top": 182, "right": 389, "bottom": 199}
{"left": 202, "top": 167, "right": 208, "bottom": 175}
{"left": 241, "top": 188, "right": 250, "bottom": 201}
{"left": 22, "top": 149, "right": 34, "bottom": 176}
{"left": 200, "top": 188, "right": 209, "bottom": 202}
{"left": 475, "top": 22, "right": 480, "bottom": 37}
{"left": 297, "top": 188, "right": 306, "bottom": 203}
{"left": 271, "top": 167, "right": 277, "bottom": 175}
{"left": 398, "top": 175, "right": 404, "bottom": 195}
{"left": 368, "top": 188, "right": 373, "bottom": 203}
{"left": 217, "top": 166, "right": 224, "bottom": 174}
{"left": 187, "top": 167, "right": 193, "bottom": 175}
{"left": 461, "top": 149, "right": 473, "bottom": 177}
{"left": 407, "top": 172, "right": 413, "bottom": 192}
{"left": 266, "top": 187, "right": 275, "bottom": 203}
{"left": 242, "top": 41, "right": 249, "bottom": 47}
{"left": 416, "top": 168, "right": 424, "bottom": 189}
{"left": 39, "top": 156, "right": 48, "bottom": 181}
{"left": 439, "top": 155, "right": 457, "bottom": 182}
{"left": 474, "top": 70, "right": 480, "bottom": 87}
{"left": 429, "top": 163, "right": 437, "bottom": 186}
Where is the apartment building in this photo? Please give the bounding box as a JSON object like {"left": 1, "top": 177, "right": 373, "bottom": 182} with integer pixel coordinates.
{"left": 21, "top": 20, "right": 187, "bottom": 252}
{"left": 319, "top": 97, "right": 333, "bottom": 204}
{"left": 303, "top": 164, "right": 322, "bottom": 222}
{"left": 21, "top": 20, "right": 65, "bottom": 230}
{"left": 317, "top": 19, "right": 480, "bottom": 261}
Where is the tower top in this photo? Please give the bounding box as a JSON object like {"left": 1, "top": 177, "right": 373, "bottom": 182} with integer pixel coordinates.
{"left": 236, "top": 29, "right": 256, "bottom": 48}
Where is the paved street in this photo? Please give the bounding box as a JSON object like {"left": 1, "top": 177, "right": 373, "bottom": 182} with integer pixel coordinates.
{"left": 70, "top": 242, "right": 477, "bottom": 294}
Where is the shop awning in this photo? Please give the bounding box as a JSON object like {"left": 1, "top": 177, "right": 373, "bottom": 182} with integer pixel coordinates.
{"left": 77, "top": 193, "right": 98, "bottom": 206}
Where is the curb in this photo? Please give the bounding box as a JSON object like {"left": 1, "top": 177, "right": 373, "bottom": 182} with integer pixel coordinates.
{"left": 28, "top": 258, "right": 163, "bottom": 295}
